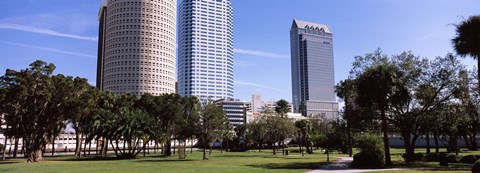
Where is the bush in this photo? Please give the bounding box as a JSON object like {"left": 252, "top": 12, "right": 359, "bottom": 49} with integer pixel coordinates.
{"left": 460, "top": 155, "right": 480, "bottom": 164}
{"left": 402, "top": 153, "right": 424, "bottom": 162}
{"left": 446, "top": 153, "right": 460, "bottom": 163}
{"left": 0, "top": 144, "right": 3, "bottom": 152}
{"left": 351, "top": 151, "right": 385, "bottom": 169}
{"left": 472, "top": 160, "right": 480, "bottom": 173}
{"left": 424, "top": 152, "right": 441, "bottom": 162}
{"left": 354, "top": 133, "right": 384, "bottom": 153}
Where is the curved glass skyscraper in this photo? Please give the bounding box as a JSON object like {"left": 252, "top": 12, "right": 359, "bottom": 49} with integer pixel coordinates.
{"left": 177, "top": 0, "right": 234, "bottom": 100}
{"left": 97, "top": 0, "right": 177, "bottom": 96}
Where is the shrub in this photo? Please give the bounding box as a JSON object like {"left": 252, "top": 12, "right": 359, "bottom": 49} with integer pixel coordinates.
{"left": 446, "top": 153, "right": 460, "bottom": 163}
{"left": 354, "top": 133, "right": 384, "bottom": 153}
{"left": 460, "top": 155, "right": 480, "bottom": 164}
{"left": 351, "top": 133, "right": 385, "bottom": 169}
{"left": 424, "top": 152, "right": 441, "bottom": 162}
{"left": 351, "top": 151, "right": 385, "bottom": 169}
{"left": 472, "top": 160, "right": 480, "bottom": 173}
{"left": 0, "top": 144, "right": 3, "bottom": 152}
{"left": 402, "top": 153, "right": 424, "bottom": 161}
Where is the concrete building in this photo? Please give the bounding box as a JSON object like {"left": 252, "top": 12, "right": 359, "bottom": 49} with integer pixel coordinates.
{"left": 97, "top": 0, "right": 177, "bottom": 96}
{"left": 215, "top": 99, "right": 247, "bottom": 126}
{"left": 251, "top": 94, "right": 262, "bottom": 113}
{"left": 177, "top": 0, "right": 234, "bottom": 100}
{"left": 290, "top": 19, "right": 339, "bottom": 118}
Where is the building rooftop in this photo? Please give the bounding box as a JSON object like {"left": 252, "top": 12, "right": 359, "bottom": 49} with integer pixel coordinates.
{"left": 292, "top": 19, "right": 332, "bottom": 34}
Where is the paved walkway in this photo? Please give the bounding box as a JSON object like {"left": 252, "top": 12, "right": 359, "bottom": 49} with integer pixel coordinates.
{"left": 305, "top": 157, "right": 404, "bottom": 173}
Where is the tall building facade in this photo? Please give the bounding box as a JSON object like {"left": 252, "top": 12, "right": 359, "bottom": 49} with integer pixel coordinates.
{"left": 177, "top": 0, "right": 234, "bottom": 100}
{"left": 97, "top": 0, "right": 177, "bottom": 96}
{"left": 290, "top": 19, "right": 339, "bottom": 118}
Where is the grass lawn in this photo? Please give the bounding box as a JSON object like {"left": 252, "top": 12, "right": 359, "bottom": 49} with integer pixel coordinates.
{"left": 0, "top": 149, "right": 340, "bottom": 173}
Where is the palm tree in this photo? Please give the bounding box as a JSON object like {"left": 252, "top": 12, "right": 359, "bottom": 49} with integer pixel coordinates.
{"left": 275, "top": 99, "right": 290, "bottom": 117}
{"left": 452, "top": 15, "right": 480, "bottom": 88}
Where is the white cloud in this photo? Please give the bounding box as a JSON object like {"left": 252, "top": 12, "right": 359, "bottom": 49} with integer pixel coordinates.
{"left": 235, "top": 80, "right": 286, "bottom": 92}
{"left": 0, "top": 40, "right": 96, "bottom": 59}
{"left": 0, "top": 23, "right": 97, "bottom": 42}
{"left": 234, "top": 48, "right": 289, "bottom": 59}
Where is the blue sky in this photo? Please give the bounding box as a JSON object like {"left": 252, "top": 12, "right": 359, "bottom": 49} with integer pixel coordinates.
{"left": 0, "top": 0, "right": 479, "bottom": 103}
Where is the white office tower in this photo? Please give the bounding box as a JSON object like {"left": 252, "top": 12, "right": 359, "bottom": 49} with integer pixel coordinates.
{"left": 177, "top": 0, "right": 234, "bottom": 100}
{"left": 97, "top": 0, "right": 177, "bottom": 96}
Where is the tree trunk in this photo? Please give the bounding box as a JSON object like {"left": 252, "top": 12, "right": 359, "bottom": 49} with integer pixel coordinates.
{"left": 403, "top": 136, "right": 415, "bottom": 163}
{"left": 75, "top": 132, "right": 80, "bottom": 156}
{"left": 347, "top": 124, "right": 352, "bottom": 157}
{"left": 272, "top": 143, "right": 276, "bottom": 155}
{"left": 173, "top": 139, "right": 176, "bottom": 155}
{"left": 434, "top": 133, "right": 440, "bottom": 153}
{"left": 78, "top": 134, "right": 83, "bottom": 157}
{"left": 202, "top": 143, "right": 207, "bottom": 160}
{"left": 326, "top": 149, "right": 330, "bottom": 162}
{"left": 26, "top": 148, "right": 43, "bottom": 163}
{"left": 2, "top": 136, "right": 7, "bottom": 160}
{"left": 381, "top": 108, "right": 392, "bottom": 165}
{"left": 83, "top": 138, "right": 87, "bottom": 157}
{"left": 426, "top": 131, "right": 431, "bottom": 154}
{"left": 13, "top": 138, "right": 19, "bottom": 159}
{"left": 190, "top": 139, "right": 193, "bottom": 154}
{"left": 463, "top": 134, "right": 471, "bottom": 150}
{"left": 88, "top": 142, "right": 92, "bottom": 156}
{"left": 469, "top": 133, "right": 478, "bottom": 150}
{"left": 282, "top": 141, "right": 285, "bottom": 155}
{"left": 164, "top": 140, "right": 172, "bottom": 156}
{"left": 52, "top": 137, "right": 55, "bottom": 157}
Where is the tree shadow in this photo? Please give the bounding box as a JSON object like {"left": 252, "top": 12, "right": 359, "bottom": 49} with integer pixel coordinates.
{"left": 55, "top": 156, "right": 127, "bottom": 162}
{"left": 0, "top": 161, "right": 17, "bottom": 165}
{"left": 135, "top": 159, "right": 194, "bottom": 163}
{"left": 247, "top": 162, "right": 327, "bottom": 170}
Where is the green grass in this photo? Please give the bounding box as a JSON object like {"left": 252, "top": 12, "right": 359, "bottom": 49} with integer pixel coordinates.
{"left": 0, "top": 149, "right": 340, "bottom": 173}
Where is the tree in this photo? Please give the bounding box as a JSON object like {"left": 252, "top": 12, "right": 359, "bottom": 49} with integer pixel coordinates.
{"left": 452, "top": 15, "right": 480, "bottom": 91}
{"left": 295, "top": 119, "right": 312, "bottom": 154}
{"left": 199, "top": 103, "right": 228, "bottom": 160}
{"left": 1, "top": 60, "right": 72, "bottom": 162}
{"left": 275, "top": 99, "right": 290, "bottom": 118}
{"left": 355, "top": 63, "right": 402, "bottom": 165}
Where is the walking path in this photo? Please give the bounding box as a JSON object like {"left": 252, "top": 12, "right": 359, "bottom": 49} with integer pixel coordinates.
{"left": 305, "top": 157, "right": 404, "bottom": 173}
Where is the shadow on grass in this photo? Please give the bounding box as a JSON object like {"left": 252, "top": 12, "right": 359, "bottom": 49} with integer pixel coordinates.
{"left": 247, "top": 162, "right": 327, "bottom": 170}
{"left": 135, "top": 159, "right": 195, "bottom": 163}
{"left": 215, "top": 154, "right": 263, "bottom": 158}
{"left": 0, "top": 161, "right": 17, "bottom": 165}
{"left": 55, "top": 156, "right": 128, "bottom": 162}
{"left": 390, "top": 160, "right": 470, "bottom": 171}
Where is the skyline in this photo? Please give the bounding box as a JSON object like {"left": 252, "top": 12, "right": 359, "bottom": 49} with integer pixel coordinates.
{"left": 0, "top": 0, "right": 479, "bottom": 103}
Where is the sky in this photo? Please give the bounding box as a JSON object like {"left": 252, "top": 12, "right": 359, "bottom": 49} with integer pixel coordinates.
{"left": 0, "top": 0, "right": 479, "bottom": 103}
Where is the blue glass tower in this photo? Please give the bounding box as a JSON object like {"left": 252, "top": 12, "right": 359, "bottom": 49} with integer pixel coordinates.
{"left": 290, "top": 19, "right": 338, "bottom": 117}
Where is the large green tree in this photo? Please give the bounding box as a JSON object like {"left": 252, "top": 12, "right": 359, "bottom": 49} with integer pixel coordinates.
{"left": 199, "top": 103, "right": 227, "bottom": 160}
{"left": 1, "top": 60, "right": 74, "bottom": 162}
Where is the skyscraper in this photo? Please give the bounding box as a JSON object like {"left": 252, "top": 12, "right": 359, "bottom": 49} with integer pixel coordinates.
{"left": 97, "top": 0, "right": 177, "bottom": 96}
{"left": 177, "top": 0, "right": 234, "bottom": 100}
{"left": 290, "top": 19, "right": 339, "bottom": 118}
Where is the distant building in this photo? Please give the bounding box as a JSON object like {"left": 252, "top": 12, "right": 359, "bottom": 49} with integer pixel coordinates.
{"left": 215, "top": 99, "right": 247, "bottom": 126}
{"left": 251, "top": 94, "right": 262, "bottom": 113}
{"left": 177, "top": 0, "right": 234, "bottom": 100}
{"left": 97, "top": 0, "right": 177, "bottom": 96}
{"left": 290, "top": 19, "right": 339, "bottom": 118}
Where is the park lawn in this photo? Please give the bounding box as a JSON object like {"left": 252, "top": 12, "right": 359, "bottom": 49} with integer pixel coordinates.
{"left": 0, "top": 150, "right": 340, "bottom": 173}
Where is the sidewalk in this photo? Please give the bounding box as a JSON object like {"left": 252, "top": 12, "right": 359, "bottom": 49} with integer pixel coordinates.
{"left": 305, "top": 157, "right": 404, "bottom": 173}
